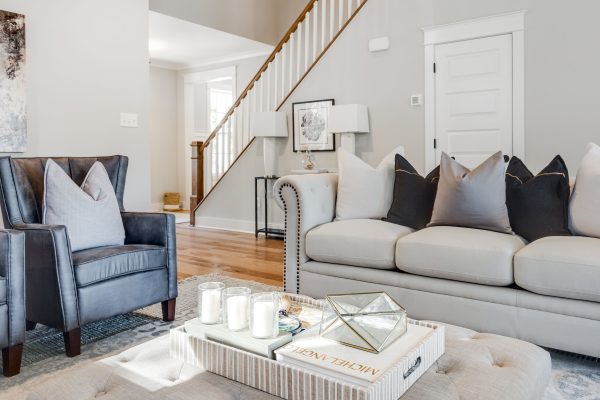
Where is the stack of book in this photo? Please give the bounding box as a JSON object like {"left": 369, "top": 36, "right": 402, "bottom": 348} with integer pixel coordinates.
{"left": 274, "top": 323, "right": 433, "bottom": 388}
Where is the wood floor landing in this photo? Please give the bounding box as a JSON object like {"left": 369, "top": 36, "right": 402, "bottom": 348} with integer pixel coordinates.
{"left": 176, "top": 225, "right": 284, "bottom": 287}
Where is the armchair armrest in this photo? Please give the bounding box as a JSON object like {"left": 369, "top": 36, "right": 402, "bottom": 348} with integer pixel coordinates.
{"left": 274, "top": 173, "right": 338, "bottom": 293}
{"left": 12, "top": 223, "right": 79, "bottom": 332}
{"left": 0, "top": 230, "right": 25, "bottom": 346}
{"left": 121, "top": 212, "right": 177, "bottom": 299}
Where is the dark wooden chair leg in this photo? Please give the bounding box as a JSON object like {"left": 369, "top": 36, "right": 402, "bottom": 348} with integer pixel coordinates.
{"left": 63, "top": 327, "right": 81, "bottom": 357}
{"left": 2, "top": 344, "right": 23, "bottom": 377}
{"left": 26, "top": 320, "right": 37, "bottom": 331}
{"left": 161, "top": 298, "right": 176, "bottom": 322}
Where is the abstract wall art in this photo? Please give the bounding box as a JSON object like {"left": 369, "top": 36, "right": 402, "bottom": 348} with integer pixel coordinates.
{"left": 0, "top": 10, "right": 26, "bottom": 153}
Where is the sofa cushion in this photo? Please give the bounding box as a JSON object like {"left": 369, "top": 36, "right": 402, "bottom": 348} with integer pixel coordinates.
{"left": 0, "top": 277, "right": 5, "bottom": 305}
{"left": 306, "top": 219, "right": 413, "bottom": 269}
{"left": 396, "top": 226, "right": 526, "bottom": 286}
{"left": 73, "top": 244, "right": 167, "bottom": 287}
{"left": 515, "top": 236, "right": 600, "bottom": 302}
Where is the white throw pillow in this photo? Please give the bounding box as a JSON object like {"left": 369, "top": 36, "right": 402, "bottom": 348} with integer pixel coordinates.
{"left": 43, "top": 159, "right": 125, "bottom": 251}
{"left": 336, "top": 146, "right": 405, "bottom": 220}
{"left": 570, "top": 142, "right": 600, "bottom": 237}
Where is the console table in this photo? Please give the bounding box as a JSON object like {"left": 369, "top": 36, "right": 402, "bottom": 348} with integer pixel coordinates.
{"left": 255, "top": 176, "right": 284, "bottom": 239}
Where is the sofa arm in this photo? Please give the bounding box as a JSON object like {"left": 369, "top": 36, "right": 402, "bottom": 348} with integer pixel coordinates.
{"left": 274, "top": 173, "right": 338, "bottom": 293}
{"left": 121, "top": 212, "right": 177, "bottom": 299}
{"left": 0, "top": 230, "right": 25, "bottom": 346}
{"left": 13, "top": 223, "right": 80, "bottom": 332}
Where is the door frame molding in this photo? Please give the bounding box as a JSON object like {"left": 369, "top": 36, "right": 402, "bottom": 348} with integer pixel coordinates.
{"left": 422, "top": 11, "right": 526, "bottom": 171}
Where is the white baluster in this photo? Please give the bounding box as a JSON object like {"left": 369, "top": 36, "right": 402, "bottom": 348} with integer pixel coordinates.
{"left": 330, "top": 0, "right": 335, "bottom": 40}
{"left": 231, "top": 112, "right": 238, "bottom": 159}
{"left": 288, "top": 31, "right": 295, "bottom": 90}
{"left": 226, "top": 118, "right": 232, "bottom": 168}
{"left": 296, "top": 23, "right": 303, "bottom": 82}
{"left": 277, "top": 42, "right": 289, "bottom": 105}
{"left": 313, "top": 1, "right": 319, "bottom": 57}
{"left": 304, "top": 11, "right": 310, "bottom": 71}
{"left": 273, "top": 53, "right": 279, "bottom": 108}
{"left": 347, "top": 0, "right": 352, "bottom": 19}
{"left": 321, "top": 0, "right": 327, "bottom": 49}
{"left": 339, "top": 0, "right": 343, "bottom": 29}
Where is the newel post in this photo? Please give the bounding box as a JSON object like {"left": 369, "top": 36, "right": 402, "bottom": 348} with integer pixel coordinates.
{"left": 190, "top": 141, "right": 204, "bottom": 225}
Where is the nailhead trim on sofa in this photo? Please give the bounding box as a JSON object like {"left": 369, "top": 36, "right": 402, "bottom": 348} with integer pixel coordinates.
{"left": 277, "top": 183, "right": 301, "bottom": 294}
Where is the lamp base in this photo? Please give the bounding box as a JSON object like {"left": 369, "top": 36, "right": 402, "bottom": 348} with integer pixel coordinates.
{"left": 340, "top": 133, "right": 356, "bottom": 154}
{"left": 263, "top": 137, "right": 278, "bottom": 177}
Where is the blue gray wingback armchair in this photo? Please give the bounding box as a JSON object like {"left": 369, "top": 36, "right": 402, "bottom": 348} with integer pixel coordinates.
{"left": 0, "top": 230, "right": 25, "bottom": 377}
{"left": 0, "top": 156, "right": 177, "bottom": 357}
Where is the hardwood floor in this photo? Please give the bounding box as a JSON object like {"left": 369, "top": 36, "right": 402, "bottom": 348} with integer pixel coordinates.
{"left": 176, "top": 224, "right": 284, "bottom": 287}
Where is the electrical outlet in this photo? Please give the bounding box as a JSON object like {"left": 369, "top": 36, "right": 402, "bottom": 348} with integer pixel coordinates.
{"left": 120, "top": 113, "right": 138, "bottom": 128}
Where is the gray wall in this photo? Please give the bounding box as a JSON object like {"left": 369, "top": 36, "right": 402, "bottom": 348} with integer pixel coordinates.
{"left": 150, "top": 0, "right": 308, "bottom": 45}
{"left": 197, "top": 0, "right": 600, "bottom": 229}
{"left": 0, "top": 0, "right": 151, "bottom": 211}
{"left": 149, "top": 66, "right": 178, "bottom": 209}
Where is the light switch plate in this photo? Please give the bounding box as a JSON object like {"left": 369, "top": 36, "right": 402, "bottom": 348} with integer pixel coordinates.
{"left": 410, "top": 94, "right": 423, "bottom": 107}
{"left": 120, "top": 113, "right": 138, "bottom": 128}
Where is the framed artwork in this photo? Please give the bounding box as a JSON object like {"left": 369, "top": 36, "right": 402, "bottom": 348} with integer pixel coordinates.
{"left": 292, "top": 99, "right": 335, "bottom": 152}
{"left": 0, "top": 10, "right": 26, "bottom": 152}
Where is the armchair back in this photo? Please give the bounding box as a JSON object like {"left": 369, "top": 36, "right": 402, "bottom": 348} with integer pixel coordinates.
{"left": 0, "top": 156, "right": 128, "bottom": 227}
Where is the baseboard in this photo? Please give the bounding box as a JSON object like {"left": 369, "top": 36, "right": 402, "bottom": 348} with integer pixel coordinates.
{"left": 194, "top": 216, "right": 283, "bottom": 234}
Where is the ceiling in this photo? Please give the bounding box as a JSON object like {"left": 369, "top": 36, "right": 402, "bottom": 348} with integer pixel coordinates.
{"left": 149, "top": 11, "right": 273, "bottom": 70}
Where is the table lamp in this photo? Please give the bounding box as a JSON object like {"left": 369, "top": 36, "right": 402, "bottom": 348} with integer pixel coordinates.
{"left": 251, "top": 112, "right": 288, "bottom": 177}
{"left": 328, "top": 104, "right": 370, "bottom": 154}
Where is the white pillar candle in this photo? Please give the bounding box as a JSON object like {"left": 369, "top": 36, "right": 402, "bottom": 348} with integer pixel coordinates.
{"left": 201, "top": 289, "right": 221, "bottom": 324}
{"left": 252, "top": 301, "right": 276, "bottom": 338}
{"left": 226, "top": 295, "right": 248, "bottom": 331}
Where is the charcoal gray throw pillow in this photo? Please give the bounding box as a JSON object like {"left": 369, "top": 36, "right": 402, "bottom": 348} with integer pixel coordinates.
{"left": 505, "top": 155, "right": 571, "bottom": 242}
{"left": 385, "top": 154, "right": 440, "bottom": 230}
{"left": 428, "top": 152, "right": 512, "bottom": 233}
{"left": 43, "top": 159, "right": 125, "bottom": 251}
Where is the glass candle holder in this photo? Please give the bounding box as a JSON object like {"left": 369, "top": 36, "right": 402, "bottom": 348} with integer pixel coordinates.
{"left": 223, "top": 287, "right": 251, "bottom": 331}
{"left": 250, "top": 292, "right": 280, "bottom": 339}
{"left": 198, "top": 282, "right": 225, "bottom": 324}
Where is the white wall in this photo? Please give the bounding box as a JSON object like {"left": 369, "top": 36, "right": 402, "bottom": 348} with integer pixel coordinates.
{"left": 0, "top": 0, "right": 151, "bottom": 211}
{"left": 149, "top": 66, "right": 178, "bottom": 210}
{"left": 149, "top": 0, "right": 308, "bottom": 45}
{"left": 196, "top": 0, "right": 600, "bottom": 230}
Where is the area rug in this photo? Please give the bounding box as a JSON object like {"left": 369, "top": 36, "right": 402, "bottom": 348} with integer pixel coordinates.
{"left": 1, "top": 274, "right": 598, "bottom": 399}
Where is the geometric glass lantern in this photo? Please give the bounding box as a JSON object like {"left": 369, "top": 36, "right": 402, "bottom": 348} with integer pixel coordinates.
{"left": 319, "top": 292, "right": 407, "bottom": 353}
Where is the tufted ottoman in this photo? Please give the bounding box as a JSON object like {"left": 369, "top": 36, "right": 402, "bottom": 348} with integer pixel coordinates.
{"left": 403, "top": 323, "right": 552, "bottom": 400}
{"left": 0, "top": 323, "right": 552, "bottom": 400}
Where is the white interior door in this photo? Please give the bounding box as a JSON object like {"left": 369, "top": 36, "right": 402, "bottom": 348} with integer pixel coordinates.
{"left": 434, "top": 34, "right": 513, "bottom": 168}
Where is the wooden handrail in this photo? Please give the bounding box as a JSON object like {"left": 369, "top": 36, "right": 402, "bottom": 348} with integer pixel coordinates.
{"left": 200, "top": 0, "right": 318, "bottom": 150}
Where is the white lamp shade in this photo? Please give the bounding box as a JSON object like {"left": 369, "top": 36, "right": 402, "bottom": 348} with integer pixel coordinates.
{"left": 251, "top": 112, "right": 288, "bottom": 138}
{"left": 328, "top": 104, "right": 370, "bottom": 134}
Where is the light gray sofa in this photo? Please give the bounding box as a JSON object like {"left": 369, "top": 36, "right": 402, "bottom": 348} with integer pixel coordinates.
{"left": 275, "top": 173, "right": 600, "bottom": 358}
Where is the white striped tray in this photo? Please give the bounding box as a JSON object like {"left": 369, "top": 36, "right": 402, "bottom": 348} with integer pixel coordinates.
{"left": 170, "top": 296, "right": 444, "bottom": 400}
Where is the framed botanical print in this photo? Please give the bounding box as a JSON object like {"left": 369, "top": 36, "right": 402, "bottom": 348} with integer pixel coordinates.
{"left": 292, "top": 99, "right": 335, "bottom": 152}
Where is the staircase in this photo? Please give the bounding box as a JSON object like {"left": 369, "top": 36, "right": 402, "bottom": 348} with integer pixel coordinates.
{"left": 190, "top": 0, "right": 369, "bottom": 223}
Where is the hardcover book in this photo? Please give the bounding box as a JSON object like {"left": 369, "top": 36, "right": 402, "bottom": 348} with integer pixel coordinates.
{"left": 275, "top": 323, "right": 433, "bottom": 387}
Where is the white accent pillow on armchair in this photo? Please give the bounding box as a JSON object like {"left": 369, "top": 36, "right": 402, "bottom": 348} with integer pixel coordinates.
{"left": 336, "top": 146, "right": 405, "bottom": 220}
{"left": 43, "top": 159, "right": 125, "bottom": 251}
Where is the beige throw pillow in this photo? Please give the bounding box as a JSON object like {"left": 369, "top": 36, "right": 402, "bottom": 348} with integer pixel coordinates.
{"left": 428, "top": 152, "right": 512, "bottom": 233}
{"left": 43, "top": 159, "right": 125, "bottom": 251}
